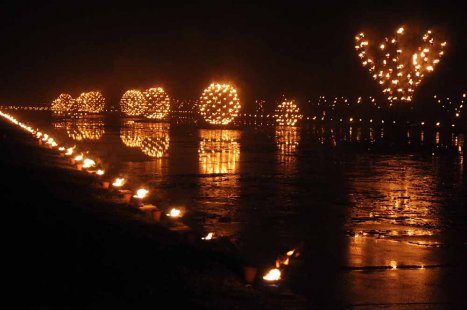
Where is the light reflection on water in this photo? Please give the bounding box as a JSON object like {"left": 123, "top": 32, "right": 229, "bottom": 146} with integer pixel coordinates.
{"left": 17, "top": 111, "right": 467, "bottom": 306}
{"left": 54, "top": 117, "right": 105, "bottom": 141}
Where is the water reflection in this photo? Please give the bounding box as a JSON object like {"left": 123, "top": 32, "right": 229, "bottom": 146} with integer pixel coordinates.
{"left": 54, "top": 117, "right": 105, "bottom": 141}
{"left": 198, "top": 129, "right": 240, "bottom": 174}
{"left": 275, "top": 126, "right": 300, "bottom": 173}
{"left": 347, "top": 155, "right": 440, "bottom": 238}
{"left": 120, "top": 121, "right": 170, "bottom": 158}
{"left": 197, "top": 129, "right": 241, "bottom": 237}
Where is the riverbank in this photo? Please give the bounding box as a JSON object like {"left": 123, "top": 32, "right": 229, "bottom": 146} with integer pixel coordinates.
{"left": 0, "top": 119, "right": 308, "bottom": 309}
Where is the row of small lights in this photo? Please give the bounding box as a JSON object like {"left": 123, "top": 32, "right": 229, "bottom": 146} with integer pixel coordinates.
{"left": 0, "top": 110, "right": 305, "bottom": 285}
{"left": 0, "top": 110, "right": 209, "bottom": 235}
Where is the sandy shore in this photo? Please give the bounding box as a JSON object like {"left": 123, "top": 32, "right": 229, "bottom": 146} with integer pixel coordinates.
{"left": 0, "top": 119, "right": 309, "bottom": 309}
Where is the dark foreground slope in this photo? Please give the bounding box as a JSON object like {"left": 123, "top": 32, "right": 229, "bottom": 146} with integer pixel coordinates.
{"left": 0, "top": 120, "right": 307, "bottom": 309}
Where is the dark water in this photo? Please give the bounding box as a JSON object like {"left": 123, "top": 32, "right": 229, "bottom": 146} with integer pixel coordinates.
{"left": 18, "top": 112, "right": 467, "bottom": 307}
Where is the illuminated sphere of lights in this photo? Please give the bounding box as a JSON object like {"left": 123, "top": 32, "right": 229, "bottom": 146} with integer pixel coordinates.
{"left": 199, "top": 83, "right": 241, "bottom": 125}
{"left": 143, "top": 87, "right": 170, "bottom": 119}
{"left": 120, "top": 90, "right": 147, "bottom": 116}
{"left": 355, "top": 26, "right": 447, "bottom": 103}
{"left": 51, "top": 93, "right": 76, "bottom": 114}
{"left": 275, "top": 100, "right": 303, "bottom": 126}
{"left": 76, "top": 91, "right": 106, "bottom": 113}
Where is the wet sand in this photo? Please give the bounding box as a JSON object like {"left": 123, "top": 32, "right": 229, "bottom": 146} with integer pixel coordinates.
{"left": 0, "top": 120, "right": 308, "bottom": 309}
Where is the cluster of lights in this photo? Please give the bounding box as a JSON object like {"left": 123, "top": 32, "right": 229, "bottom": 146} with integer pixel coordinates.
{"left": 144, "top": 87, "right": 171, "bottom": 119}
{"left": 355, "top": 26, "right": 446, "bottom": 102}
{"left": 51, "top": 91, "right": 105, "bottom": 115}
{"left": 76, "top": 91, "right": 106, "bottom": 113}
{"left": 51, "top": 93, "right": 77, "bottom": 115}
{"left": 199, "top": 83, "right": 241, "bottom": 125}
{"left": 274, "top": 99, "right": 303, "bottom": 126}
{"left": 120, "top": 90, "right": 147, "bottom": 116}
{"left": 0, "top": 111, "right": 186, "bottom": 226}
{"left": 120, "top": 87, "right": 171, "bottom": 119}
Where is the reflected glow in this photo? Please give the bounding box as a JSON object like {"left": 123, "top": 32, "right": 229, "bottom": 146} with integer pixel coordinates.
{"left": 120, "top": 121, "right": 170, "bottom": 158}
{"left": 199, "top": 130, "right": 240, "bottom": 174}
{"left": 54, "top": 118, "right": 105, "bottom": 141}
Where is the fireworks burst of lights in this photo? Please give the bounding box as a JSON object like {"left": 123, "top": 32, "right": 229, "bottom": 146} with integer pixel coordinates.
{"left": 355, "top": 26, "right": 446, "bottom": 103}
{"left": 199, "top": 83, "right": 241, "bottom": 125}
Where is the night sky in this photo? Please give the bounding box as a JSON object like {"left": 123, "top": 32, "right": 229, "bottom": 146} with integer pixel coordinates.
{"left": 0, "top": 0, "right": 465, "bottom": 107}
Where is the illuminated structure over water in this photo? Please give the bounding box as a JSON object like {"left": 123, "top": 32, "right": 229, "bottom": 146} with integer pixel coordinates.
{"left": 355, "top": 26, "right": 446, "bottom": 103}
{"left": 199, "top": 83, "right": 241, "bottom": 125}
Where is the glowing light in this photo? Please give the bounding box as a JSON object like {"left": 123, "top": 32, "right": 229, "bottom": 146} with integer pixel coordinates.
{"left": 143, "top": 87, "right": 170, "bottom": 119}
{"left": 355, "top": 27, "right": 447, "bottom": 103}
{"left": 76, "top": 91, "right": 105, "bottom": 113}
{"left": 112, "top": 178, "right": 125, "bottom": 187}
{"left": 199, "top": 83, "right": 241, "bottom": 125}
{"left": 120, "top": 90, "right": 147, "bottom": 116}
{"left": 74, "top": 154, "right": 83, "bottom": 162}
{"left": 274, "top": 99, "right": 303, "bottom": 126}
{"left": 133, "top": 188, "right": 149, "bottom": 199}
{"left": 166, "top": 208, "right": 182, "bottom": 218}
{"left": 82, "top": 158, "right": 96, "bottom": 169}
{"left": 202, "top": 232, "right": 215, "bottom": 240}
{"left": 96, "top": 169, "right": 105, "bottom": 176}
{"left": 263, "top": 268, "right": 281, "bottom": 282}
{"left": 51, "top": 93, "right": 77, "bottom": 115}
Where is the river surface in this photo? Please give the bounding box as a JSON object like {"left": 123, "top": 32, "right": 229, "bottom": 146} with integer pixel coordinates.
{"left": 16, "top": 112, "right": 467, "bottom": 308}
